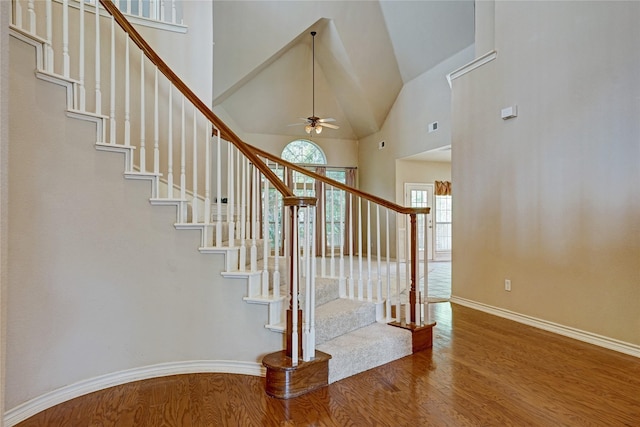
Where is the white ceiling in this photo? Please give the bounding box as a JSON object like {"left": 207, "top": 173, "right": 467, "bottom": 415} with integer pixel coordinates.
{"left": 212, "top": 1, "right": 475, "bottom": 142}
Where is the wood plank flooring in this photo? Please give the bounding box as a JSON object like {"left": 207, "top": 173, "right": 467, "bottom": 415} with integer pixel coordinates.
{"left": 17, "top": 303, "right": 640, "bottom": 426}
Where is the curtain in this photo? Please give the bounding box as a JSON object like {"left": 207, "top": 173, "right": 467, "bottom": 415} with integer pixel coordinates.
{"left": 314, "top": 167, "right": 326, "bottom": 256}
{"left": 343, "top": 168, "right": 357, "bottom": 255}
{"left": 435, "top": 180, "right": 452, "bottom": 196}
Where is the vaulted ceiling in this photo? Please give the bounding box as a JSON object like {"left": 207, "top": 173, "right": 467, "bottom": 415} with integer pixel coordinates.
{"left": 212, "top": 1, "right": 475, "bottom": 141}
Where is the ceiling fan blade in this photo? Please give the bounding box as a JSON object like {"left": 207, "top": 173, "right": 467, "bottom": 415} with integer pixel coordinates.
{"left": 320, "top": 122, "right": 340, "bottom": 130}
{"left": 318, "top": 118, "right": 336, "bottom": 123}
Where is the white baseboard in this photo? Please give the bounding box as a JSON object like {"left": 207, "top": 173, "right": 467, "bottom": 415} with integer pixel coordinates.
{"left": 450, "top": 296, "right": 640, "bottom": 359}
{"left": 4, "top": 360, "right": 265, "bottom": 427}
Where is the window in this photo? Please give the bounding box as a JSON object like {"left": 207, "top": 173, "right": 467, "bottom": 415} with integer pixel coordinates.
{"left": 281, "top": 139, "right": 326, "bottom": 165}
{"left": 274, "top": 140, "right": 349, "bottom": 254}
{"left": 112, "top": 0, "right": 183, "bottom": 25}
{"left": 435, "top": 195, "right": 452, "bottom": 252}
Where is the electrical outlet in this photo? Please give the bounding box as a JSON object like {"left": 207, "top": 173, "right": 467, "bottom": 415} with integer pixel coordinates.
{"left": 505, "top": 279, "right": 511, "bottom": 291}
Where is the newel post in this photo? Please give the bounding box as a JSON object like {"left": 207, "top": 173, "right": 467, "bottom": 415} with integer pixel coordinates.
{"left": 283, "top": 195, "right": 316, "bottom": 363}
{"left": 389, "top": 210, "right": 436, "bottom": 353}
{"left": 262, "top": 195, "right": 331, "bottom": 399}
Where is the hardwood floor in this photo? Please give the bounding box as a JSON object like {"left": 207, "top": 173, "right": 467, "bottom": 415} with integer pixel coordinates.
{"left": 17, "top": 303, "right": 640, "bottom": 426}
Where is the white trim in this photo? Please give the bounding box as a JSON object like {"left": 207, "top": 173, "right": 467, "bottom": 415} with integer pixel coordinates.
{"left": 446, "top": 50, "right": 497, "bottom": 88}
{"left": 3, "top": 360, "right": 265, "bottom": 427}
{"left": 450, "top": 297, "right": 640, "bottom": 359}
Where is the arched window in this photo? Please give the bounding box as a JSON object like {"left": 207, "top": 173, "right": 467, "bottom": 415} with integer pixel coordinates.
{"left": 281, "top": 140, "right": 326, "bottom": 165}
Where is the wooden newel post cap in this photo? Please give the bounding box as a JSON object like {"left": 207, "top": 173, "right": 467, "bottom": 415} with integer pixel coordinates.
{"left": 283, "top": 196, "right": 317, "bottom": 207}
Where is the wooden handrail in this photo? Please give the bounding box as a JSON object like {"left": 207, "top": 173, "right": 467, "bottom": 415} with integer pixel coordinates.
{"left": 98, "top": 0, "right": 294, "bottom": 199}
{"left": 99, "top": 0, "right": 427, "bottom": 217}
{"left": 249, "top": 145, "right": 430, "bottom": 216}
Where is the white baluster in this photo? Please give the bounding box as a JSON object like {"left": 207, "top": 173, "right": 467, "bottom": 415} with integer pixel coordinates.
{"left": 235, "top": 150, "right": 242, "bottom": 246}
{"left": 262, "top": 174, "right": 270, "bottom": 298}
{"left": 358, "top": 197, "right": 363, "bottom": 300}
{"left": 406, "top": 215, "right": 411, "bottom": 302}
{"left": 124, "top": 35, "right": 130, "bottom": 145}
{"left": 246, "top": 162, "right": 253, "bottom": 240}
{"left": 239, "top": 157, "right": 247, "bottom": 271}
{"left": 27, "top": 0, "right": 35, "bottom": 33}
{"left": 138, "top": 0, "right": 142, "bottom": 17}
{"left": 160, "top": 0, "right": 165, "bottom": 22}
{"left": 109, "top": 16, "right": 116, "bottom": 144}
{"left": 250, "top": 165, "right": 258, "bottom": 271}
{"left": 139, "top": 52, "right": 145, "bottom": 171}
{"left": 376, "top": 205, "right": 382, "bottom": 303}
{"left": 386, "top": 209, "right": 391, "bottom": 320}
{"left": 348, "top": 193, "right": 354, "bottom": 299}
{"left": 366, "top": 201, "right": 373, "bottom": 301}
{"left": 94, "top": 1, "right": 101, "bottom": 114}
{"left": 153, "top": 67, "right": 159, "bottom": 177}
{"left": 227, "top": 145, "right": 235, "bottom": 247}
{"left": 309, "top": 204, "right": 317, "bottom": 359}
{"left": 62, "top": 0, "right": 69, "bottom": 77}
{"left": 204, "top": 123, "right": 211, "bottom": 225}
{"left": 423, "top": 213, "right": 428, "bottom": 323}
{"left": 338, "top": 188, "right": 345, "bottom": 297}
{"left": 167, "top": 86, "right": 173, "bottom": 198}
{"left": 330, "top": 185, "right": 335, "bottom": 277}
{"left": 45, "top": 0, "right": 54, "bottom": 73}
{"left": 180, "top": 97, "right": 186, "bottom": 216}
{"left": 191, "top": 111, "right": 198, "bottom": 223}
{"left": 215, "top": 127, "right": 222, "bottom": 246}
{"left": 78, "top": 0, "right": 86, "bottom": 111}
{"left": 320, "top": 180, "right": 325, "bottom": 277}
{"left": 171, "top": 0, "right": 177, "bottom": 24}
{"left": 272, "top": 164, "right": 280, "bottom": 298}
{"left": 126, "top": 0, "right": 131, "bottom": 14}
{"left": 15, "top": 0, "right": 23, "bottom": 29}
{"left": 396, "top": 214, "right": 401, "bottom": 323}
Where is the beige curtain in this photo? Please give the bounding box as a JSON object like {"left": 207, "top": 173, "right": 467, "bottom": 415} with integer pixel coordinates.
{"left": 435, "top": 180, "right": 452, "bottom": 196}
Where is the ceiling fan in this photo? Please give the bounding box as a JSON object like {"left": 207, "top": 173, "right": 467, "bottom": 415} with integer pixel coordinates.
{"left": 293, "top": 31, "right": 339, "bottom": 135}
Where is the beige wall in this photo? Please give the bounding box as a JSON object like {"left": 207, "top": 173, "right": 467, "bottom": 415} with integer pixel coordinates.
{"left": 452, "top": 1, "right": 640, "bottom": 345}
{"left": 359, "top": 46, "right": 473, "bottom": 202}
{"left": 1, "top": 1, "right": 9, "bottom": 423}
{"left": 6, "top": 26, "right": 281, "bottom": 412}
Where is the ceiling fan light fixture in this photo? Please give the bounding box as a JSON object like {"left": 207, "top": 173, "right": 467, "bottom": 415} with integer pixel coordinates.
{"left": 290, "top": 31, "right": 340, "bottom": 135}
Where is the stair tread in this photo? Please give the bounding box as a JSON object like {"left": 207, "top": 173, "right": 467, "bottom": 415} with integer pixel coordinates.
{"left": 315, "top": 298, "right": 377, "bottom": 344}
{"left": 316, "top": 322, "right": 412, "bottom": 383}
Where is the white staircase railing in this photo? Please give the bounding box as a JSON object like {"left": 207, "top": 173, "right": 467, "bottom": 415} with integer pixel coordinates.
{"left": 10, "top": 0, "right": 432, "bottom": 370}
{"left": 251, "top": 147, "right": 432, "bottom": 328}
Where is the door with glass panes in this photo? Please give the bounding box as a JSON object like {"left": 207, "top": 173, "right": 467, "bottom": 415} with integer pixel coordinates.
{"left": 401, "top": 183, "right": 433, "bottom": 261}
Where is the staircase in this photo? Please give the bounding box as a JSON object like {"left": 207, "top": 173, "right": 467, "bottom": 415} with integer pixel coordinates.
{"left": 8, "top": 0, "right": 434, "bottom": 405}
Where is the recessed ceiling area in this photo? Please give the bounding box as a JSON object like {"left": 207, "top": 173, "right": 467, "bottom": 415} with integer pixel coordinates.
{"left": 212, "top": 1, "right": 474, "bottom": 141}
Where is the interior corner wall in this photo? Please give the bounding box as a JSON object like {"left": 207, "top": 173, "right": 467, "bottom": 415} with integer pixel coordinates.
{"left": 451, "top": 1, "right": 640, "bottom": 346}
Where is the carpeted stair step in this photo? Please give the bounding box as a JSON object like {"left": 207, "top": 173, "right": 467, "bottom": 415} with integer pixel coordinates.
{"left": 315, "top": 298, "right": 376, "bottom": 345}
{"left": 316, "top": 322, "right": 412, "bottom": 383}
